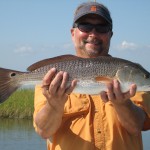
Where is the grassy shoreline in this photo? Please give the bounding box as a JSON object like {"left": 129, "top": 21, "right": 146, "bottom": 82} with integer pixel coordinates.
{"left": 0, "top": 89, "right": 34, "bottom": 119}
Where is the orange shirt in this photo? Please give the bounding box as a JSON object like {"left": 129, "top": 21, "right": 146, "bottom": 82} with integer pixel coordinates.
{"left": 33, "top": 85, "right": 150, "bottom": 150}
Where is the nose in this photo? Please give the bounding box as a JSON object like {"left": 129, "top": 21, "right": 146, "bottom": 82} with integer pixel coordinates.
{"left": 89, "top": 28, "right": 99, "bottom": 36}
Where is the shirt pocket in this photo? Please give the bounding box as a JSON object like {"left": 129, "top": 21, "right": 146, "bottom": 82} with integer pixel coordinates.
{"left": 63, "top": 94, "right": 90, "bottom": 118}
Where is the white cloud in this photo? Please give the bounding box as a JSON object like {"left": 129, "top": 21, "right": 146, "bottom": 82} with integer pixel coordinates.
{"left": 116, "top": 40, "right": 138, "bottom": 51}
{"left": 14, "top": 45, "right": 34, "bottom": 54}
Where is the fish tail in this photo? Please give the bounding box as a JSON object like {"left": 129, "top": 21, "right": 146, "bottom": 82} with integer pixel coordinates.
{"left": 0, "top": 68, "right": 23, "bottom": 103}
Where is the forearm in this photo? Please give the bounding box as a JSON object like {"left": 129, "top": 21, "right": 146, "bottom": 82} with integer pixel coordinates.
{"left": 113, "top": 99, "right": 146, "bottom": 135}
{"left": 34, "top": 69, "right": 76, "bottom": 139}
{"left": 35, "top": 102, "right": 63, "bottom": 139}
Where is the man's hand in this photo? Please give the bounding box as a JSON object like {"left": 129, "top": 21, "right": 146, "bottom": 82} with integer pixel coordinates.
{"left": 41, "top": 68, "right": 77, "bottom": 112}
{"left": 100, "top": 79, "right": 137, "bottom": 105}
{"left": 100, "top": 79, "right": 145, "bottom": 135}
{"left": 35, "top": 68, "right": 77, "bottom": 138}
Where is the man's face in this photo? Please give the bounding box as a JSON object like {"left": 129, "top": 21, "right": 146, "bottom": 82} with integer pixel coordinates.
{"left": 71, "top": 14, "right": 113, "bottom": 58}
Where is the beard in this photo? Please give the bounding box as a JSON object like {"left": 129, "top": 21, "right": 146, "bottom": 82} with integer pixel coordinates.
{"left": 80, "top": 38, "right": 104, "bottom": 57}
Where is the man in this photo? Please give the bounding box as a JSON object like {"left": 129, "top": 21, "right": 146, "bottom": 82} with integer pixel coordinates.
{"left": 33, "top": 2, "right": 150, "bottom": 150}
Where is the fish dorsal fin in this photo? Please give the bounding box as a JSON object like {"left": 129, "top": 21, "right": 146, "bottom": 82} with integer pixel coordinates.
{"left": 27, "top": 54, "right": 79, "bottom": 71}
{"left": 95, "top": 76, "right": 113, "bottom": 83}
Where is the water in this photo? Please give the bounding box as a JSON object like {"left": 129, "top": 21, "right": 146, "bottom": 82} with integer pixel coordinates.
{"left": 0, "top": 119, "right": 46, "bottom": 150}
{"left": 0, "top": 119, "right": 149, "bottom": 150}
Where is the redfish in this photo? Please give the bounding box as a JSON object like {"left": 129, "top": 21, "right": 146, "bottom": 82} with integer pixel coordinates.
{"left": 0, "top": 54, "right": 150, "bottom": 103}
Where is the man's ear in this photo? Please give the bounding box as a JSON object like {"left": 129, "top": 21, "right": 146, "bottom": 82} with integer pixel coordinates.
{"left": 71, "top": 28, "right": 75, "bottom": 36}
{"left": 71, "top": 28, "right": 75, "bottom": 41}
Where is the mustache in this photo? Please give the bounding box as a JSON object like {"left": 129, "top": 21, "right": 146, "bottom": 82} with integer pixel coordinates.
{"left": 83, "top": 38, "right": 102, "bottom": 45}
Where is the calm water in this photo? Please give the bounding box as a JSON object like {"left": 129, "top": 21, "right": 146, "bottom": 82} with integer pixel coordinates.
{"left": 0, "top": 119, "right": 46, "bottom": 150}
{"left": 0, "top": 119, "right": 149, "bottom": 150}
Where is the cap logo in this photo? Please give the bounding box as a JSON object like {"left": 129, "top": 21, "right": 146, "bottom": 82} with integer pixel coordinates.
{"left": 90, "top": 5, "right": 97, "bottom": 12}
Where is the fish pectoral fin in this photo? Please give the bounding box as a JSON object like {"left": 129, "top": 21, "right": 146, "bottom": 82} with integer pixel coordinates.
{"left": 95, "top": 76, "right": 113, "bottom": 84}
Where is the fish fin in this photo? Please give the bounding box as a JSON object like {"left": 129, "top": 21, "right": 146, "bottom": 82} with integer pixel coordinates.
{"left": 0, "top": 68, "right": 22, "bottom": 103}
{"left": 27, "top": 54, "right": 79, "bottom": 71}
{"left": 95, "top": 76, "right": 113, "bottom": 83}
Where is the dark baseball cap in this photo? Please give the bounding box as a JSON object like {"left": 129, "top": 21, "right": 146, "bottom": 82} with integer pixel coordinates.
{"left": 73, "top": 2, "right": 112, "bottom": 28}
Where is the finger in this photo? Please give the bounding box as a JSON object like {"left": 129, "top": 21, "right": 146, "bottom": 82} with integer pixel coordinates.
{"left": 113, "top": 79, "right": 123, "bottom": 99}
{"left": 100, "top": 91, "right": 109, "bottom": 103}
{"left": 58, "top": 72, "right": 69, "bottom": 95}
{"left": 129, "top": 84, "right": 137, "bottom": 97}
{"left": 42, "top": 88, "right": 50, "bottom": 99}
{"left": 42, "top": 68, "right": 57, "bottom": 86}
{"left": 42, "top": 68, "right": 57, "bottom": 98}
{"left": 107, "top": 82, "right": 115, "bottom": 100}
{"left": 122, "top": 84, "right": 137, "bottom": 100}
{"left": 65, "top": 79, "right": 77, "bottom": 95}
{"left": 49, "top": 71, "right": 64, "bottom": 94}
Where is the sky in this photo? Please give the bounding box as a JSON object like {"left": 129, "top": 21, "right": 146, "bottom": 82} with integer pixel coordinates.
{"left": 0, "top": 1, "right": 150, "bottom": 148}
{"left": 0, "top": 0, "right": 150, "bottom": 71}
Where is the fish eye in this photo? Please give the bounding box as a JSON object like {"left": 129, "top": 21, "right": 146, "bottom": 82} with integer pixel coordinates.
{"left": 10, "top": 72, "right": 16, "bottom": 77}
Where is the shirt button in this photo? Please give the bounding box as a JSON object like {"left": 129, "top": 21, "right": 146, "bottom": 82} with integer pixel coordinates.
{"left": 95, "top": 109, "right": 99, "bottom": 113}
{"left": 97, "top": 129, "right": 101, "bottom": 133}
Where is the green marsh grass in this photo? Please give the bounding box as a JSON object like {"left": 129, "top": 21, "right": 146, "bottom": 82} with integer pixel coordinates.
{"left": 0, "top": 89, "right": 34, "bottom": 119}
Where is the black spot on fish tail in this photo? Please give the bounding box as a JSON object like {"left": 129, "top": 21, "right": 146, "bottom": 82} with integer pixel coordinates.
{"left": 0, "top": 68, "right": 23, "bottom": 103}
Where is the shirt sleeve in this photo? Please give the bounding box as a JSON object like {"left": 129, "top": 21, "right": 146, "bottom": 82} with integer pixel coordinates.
{"left": 33, "top": 85, "right": 47, "bottom": 132}
{"left": 131, "top": 91, "right": 150, "bottom": 130}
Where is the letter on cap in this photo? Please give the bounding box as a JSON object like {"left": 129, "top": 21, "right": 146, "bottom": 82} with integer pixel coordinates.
{"left": 90, "top": 5, "right": 97, "bottom": 12}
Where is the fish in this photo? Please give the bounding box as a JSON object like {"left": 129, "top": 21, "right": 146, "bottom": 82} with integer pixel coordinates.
{"left": 0, "top": 54, "right": 150, "bottom": 103}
